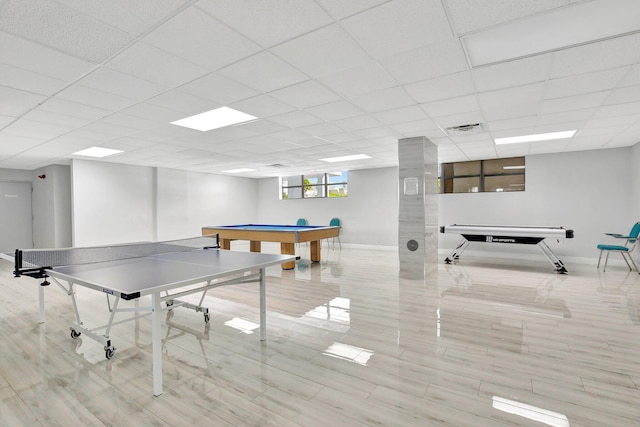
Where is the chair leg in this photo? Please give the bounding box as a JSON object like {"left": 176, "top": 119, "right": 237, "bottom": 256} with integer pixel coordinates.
{"left": 337, "top": 236, "right": 342, "bottom": 249}
{"left": 603, "top": 252, "right": 610, "bottom": 272}
{"left": 597, "top": 250, "right": 603, "bottom": 268}
{"left": 621, "top": 253, "right": 633, "bottom": 271}
{"left": 624, "top": 253, "right": 639, "bottom": 273}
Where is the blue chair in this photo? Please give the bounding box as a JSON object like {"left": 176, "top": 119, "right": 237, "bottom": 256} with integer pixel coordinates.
{"left": 597, "top": 222, "right": 640, "bottom": 273}
{"left": 329, "top": 217, "right": 342, "bottom": 249}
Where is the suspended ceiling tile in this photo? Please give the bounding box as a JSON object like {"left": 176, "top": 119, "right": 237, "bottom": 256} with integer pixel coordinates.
{"left": 472, "top": 54, "right": 552, "bottom": 92}
{"left": 197, "top": 0, "right": 333, "bottom": 48}
{"left": 350, "top": 86, "right": 415, "bottom": 113}
{"left": 77, "top": 67, "right": 168, "bottom": 102}
{"left": 56, "top": 85, "right": 136, "bottom": 111}
{"left": 268, "top": 80, "right": 341, "bottom": 109}
{"left": 54, "top": 0, "right": 186, "bottom": 36}
{"left": 314, "top": 0, "right": 390, "bottom": 20}
{"left": 445, "top": 0, "right": 574, "bottom": 35}
{"left": 421, "top": 95, "right": 479, "bottom": 118}
{"left": 405, "top": 71, "right": 475, "bottom": 103}
{"left": 341, "top": 0, "right": 451, "bottom": 59}
{"left": 106, "top": 42, "right": 209, "bottom": 87}
{"left": 550, "top": 32, "right": 640, "bottom": 78}
{"left": 544, "top": 67, "right": 630, "bottom": 99}
{"left": 143, "top": 7, "right": 260, "bottom": 71}
{"left": 271, "top": 24, "right": 371, "bottom": 78}
{"left": 218, "top": 51, "right": 308, "bottom": 93}
{"left": 179, "top": 73, "right": 259, "bottom": 106}
{"left": 539, "top": 92, "right": 609, "bottom": 114}
{"left": 372, "top": 106, "right": 430, "bottom": 126}
{"left": 319, "top": 61, "right": 397, "bottom": 98}
{"left": 146, "top": 90, "right": 217, "bottom": 116}
{"left": 268, "top": 111, "right": 324, "bottom": 129}
{"left": 0, "top": 86, "right": 47, "bottom": 117}
{"left": 306, "top": 100, "right": 364, "bottom": 122}
{"left": 0, "top": 0, "right": 133, "bottom": 62}
{"left": 381, "top": 38, "right": 468, "bottom": 85}
{"left": 229, "top": 94, "right": 296, "bottom": 118}
{"left": 0, "top": 63, "right": 67, "bottom": 96}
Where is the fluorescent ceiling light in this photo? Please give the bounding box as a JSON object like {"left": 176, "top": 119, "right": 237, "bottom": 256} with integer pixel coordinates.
{"left": 495, "top": 130, "right": 576, "bottom": 145}
{"left": 503, "top": 165, "right": 525, "bottom": 170}
{"left": 320, "top": 154, "right": 371, "bottom": 163}
{"left": 492, "top": 396, "right": 570, "bottom": 427}
{"left": 73, "top": 147, "right": 123, "bottom": 158}
{"left": 223, "top": 168, "right": 255, "bottom": 174}
{"left": 462, "top": 0, "right": 640, "bottom": 67}
{"left": 170, "top": 107, "right": 257, "bottom": 131}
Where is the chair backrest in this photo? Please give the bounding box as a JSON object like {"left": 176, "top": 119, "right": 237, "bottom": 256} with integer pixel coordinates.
{"left": 630, "top": 222, "right": 640, "bottom": 242}
{"left": 296, "top": 218, "right": 308, "bottom": 226}
{"left": 329, "top": 217, "right": 341, "bottom": 227}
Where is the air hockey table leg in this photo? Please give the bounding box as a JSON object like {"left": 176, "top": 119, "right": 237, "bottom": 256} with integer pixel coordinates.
{"left": 538, "top": 240, "right": 568, "bottom": 274}
{"left": 445, "top": 239, "right": 470, "bottom": 264}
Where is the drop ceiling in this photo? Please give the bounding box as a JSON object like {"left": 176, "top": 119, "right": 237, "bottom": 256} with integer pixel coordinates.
{"left": 1, "top": 0, "right": 640, "bottom": 178}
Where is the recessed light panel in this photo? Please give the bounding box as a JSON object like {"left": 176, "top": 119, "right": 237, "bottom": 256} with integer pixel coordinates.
{"left": 494, "top": 130, "right": 576, "bottom": 145}
{"left": 463, "top": 0, "right": 640, "bottom": 67}
{"left": 171, "top": 107, "right": 257, "bottom": 131}
{"left": 320, "top": 154, "right": 371, "bottom": 163}
{"left": 73, "top": 147, "right": 123, "bottom": 158}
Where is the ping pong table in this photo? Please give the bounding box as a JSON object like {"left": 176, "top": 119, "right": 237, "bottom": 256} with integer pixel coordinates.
{"left": 1, "top": 235, "right": 294, "bottom": 396}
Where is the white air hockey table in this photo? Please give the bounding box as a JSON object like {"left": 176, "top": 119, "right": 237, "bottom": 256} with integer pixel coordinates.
{"left": 440, "top": 224, "right": 574, "bottom": 273}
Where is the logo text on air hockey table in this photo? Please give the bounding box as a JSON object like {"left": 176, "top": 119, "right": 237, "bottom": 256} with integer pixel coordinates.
{"left": 486, "top": 236, "right": 516, "bottom": 243}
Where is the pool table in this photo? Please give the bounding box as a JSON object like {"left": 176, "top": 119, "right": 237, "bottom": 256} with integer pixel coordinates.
{"left": 202, "top": 224, "right": 340, "bottom": 270}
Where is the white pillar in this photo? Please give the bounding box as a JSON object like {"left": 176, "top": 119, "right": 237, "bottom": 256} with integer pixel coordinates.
{"left": 398, "top": 136, "right": 438, "bottom": 279}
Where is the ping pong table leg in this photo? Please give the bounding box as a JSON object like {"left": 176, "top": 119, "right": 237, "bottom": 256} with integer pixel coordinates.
{"left": 38, "top": 286, "right": 45, "bottom": 323}
{"left": 151, "top": 292, "right": 163, "bottom": 396}
{"left": 260, "top": 267, "right": 266, "bottom": 341}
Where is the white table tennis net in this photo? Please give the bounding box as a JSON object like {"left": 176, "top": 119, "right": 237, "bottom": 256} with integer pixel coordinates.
{"left": 14, "top": 236, "right": 219, "bottom": 269}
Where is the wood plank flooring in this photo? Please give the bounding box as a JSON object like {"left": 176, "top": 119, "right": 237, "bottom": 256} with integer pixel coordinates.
{"left": 1, "top": 243, "right": 639, "bottom": 426}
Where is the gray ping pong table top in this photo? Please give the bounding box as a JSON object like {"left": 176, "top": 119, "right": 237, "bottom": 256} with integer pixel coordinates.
{"left": 48, "top": 249, "right": 293, "bottom": 299}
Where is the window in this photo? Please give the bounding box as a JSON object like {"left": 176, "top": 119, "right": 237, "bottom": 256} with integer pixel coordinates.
{"left": 282, "top": 171, "right": 348, "bottom": 199}
{"left": 440, "top": 157, "right": 525, "bottom": 193}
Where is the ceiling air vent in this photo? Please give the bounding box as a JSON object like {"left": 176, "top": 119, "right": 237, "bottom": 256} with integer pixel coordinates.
{"left": 445, "top": 123, "right": 483, "bottom": 136}
{"left": 268, "top": 163, "right": 287, "bottom": 168}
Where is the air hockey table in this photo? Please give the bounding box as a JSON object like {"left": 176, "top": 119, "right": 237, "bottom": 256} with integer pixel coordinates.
{"left": 440, "top": 224, "right": 574, "bottom": 273}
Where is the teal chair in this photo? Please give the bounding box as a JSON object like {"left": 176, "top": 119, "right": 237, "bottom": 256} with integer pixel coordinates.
{"left": 329, "top": 217, "right": 342, "bottom": 249}
{"left": 597, "top": 222, "right": 640, "bottom": 273}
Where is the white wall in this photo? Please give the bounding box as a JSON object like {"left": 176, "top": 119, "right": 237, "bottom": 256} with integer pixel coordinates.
{"left": 72, "top": 160, "right": 259, "bottom": 246}
{"left": 257, "top": 167, "right": 398, "bottom": 246}
{"left": 440, "top": 147, "right": 633, "bottom": 259}
{"left": 632, "top": 143, "right": 640, "bottom": 219}
{"left": 72, "top": 160, "right": 156, "bottom": 246}
{"left": 157, "top": 168, "right": 258, "bottom": 240}
{"left": 0, "top": 168, "right": 32, "bottom": 181}
{"left": 32, "top": 165, "right": 72, "bottom": 248}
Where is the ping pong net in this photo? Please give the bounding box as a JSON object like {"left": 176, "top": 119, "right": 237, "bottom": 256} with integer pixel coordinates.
{"left": 12, "top": 235, "right": 220, "bottom": 280}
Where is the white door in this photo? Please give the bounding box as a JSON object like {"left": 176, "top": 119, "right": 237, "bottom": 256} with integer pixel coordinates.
{"left": 0, "top": 181, "right": 33, "bottom": 252}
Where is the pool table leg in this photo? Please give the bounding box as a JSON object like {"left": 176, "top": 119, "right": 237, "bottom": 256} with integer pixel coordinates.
{"left": 250, "top": 240, "right": 261, "bottom": 252}
{"left": 310, "top": 240, "right": 320, "bottom": 263}
{"left": 220, "top": 239, "right": 231, "bottom": 250}
{"left": 280, "top": 242, "right": 295, "bottom": 270}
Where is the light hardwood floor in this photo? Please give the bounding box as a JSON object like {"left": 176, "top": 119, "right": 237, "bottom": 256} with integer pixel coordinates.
{"left": 1, "top": 243, "right": 639, "bottom": 426}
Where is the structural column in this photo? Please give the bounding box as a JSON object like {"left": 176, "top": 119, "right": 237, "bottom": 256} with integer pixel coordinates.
{"left": 398, "top": 136, "right": 438, "bottom": 279}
